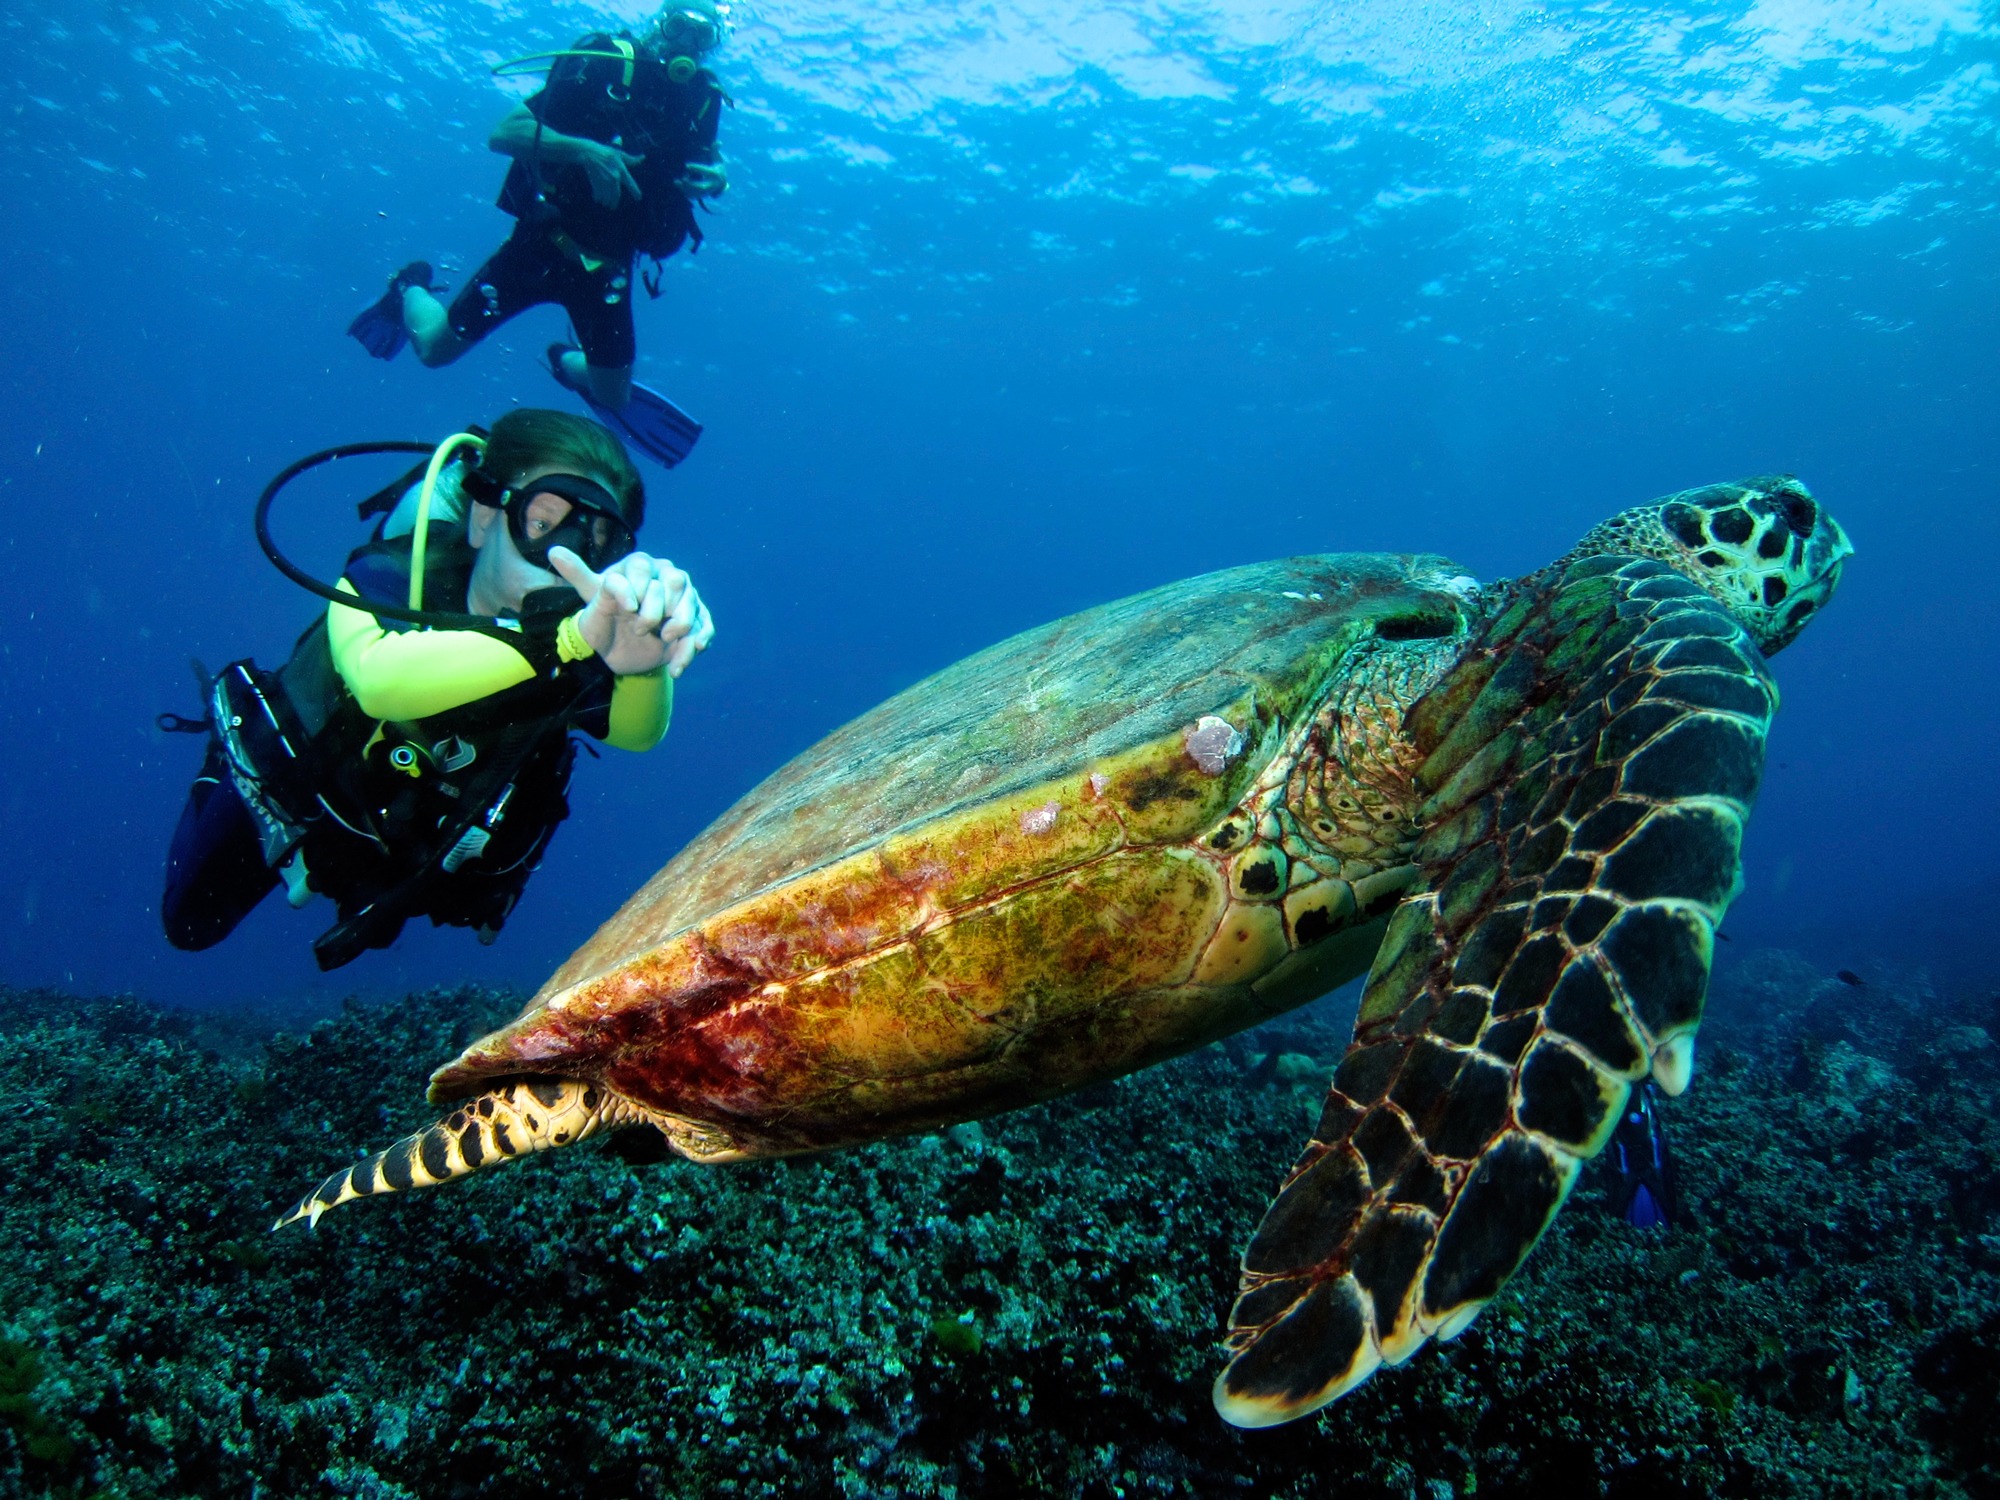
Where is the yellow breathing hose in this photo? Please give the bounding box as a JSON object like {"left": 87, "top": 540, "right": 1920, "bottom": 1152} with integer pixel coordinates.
{"left": 408, "top": 432, "right": 487, "bottom": 613}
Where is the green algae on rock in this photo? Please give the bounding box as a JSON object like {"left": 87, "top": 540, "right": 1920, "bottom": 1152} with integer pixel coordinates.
{"left": 0, "top": 959, "right": 1992, "bottom": 1497}
{"left": 0, "top": 1338, "right": 77, "bottom": 1471}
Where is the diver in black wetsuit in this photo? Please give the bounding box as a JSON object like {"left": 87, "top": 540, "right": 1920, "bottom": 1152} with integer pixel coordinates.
{"left": 348, "top": 1, "right": 729, "bottom": 436}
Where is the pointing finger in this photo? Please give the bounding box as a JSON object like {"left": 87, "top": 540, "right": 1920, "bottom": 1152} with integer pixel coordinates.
{"left": 547, "top": 547, "right": 599, "bottom": 596}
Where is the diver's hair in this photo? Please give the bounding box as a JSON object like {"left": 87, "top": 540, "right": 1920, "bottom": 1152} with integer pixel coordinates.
{"left": 481, "top": 408, "right": 645, "bottom": 531}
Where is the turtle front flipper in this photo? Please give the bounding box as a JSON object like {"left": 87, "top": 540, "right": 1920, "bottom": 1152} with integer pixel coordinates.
{"left": 1214, "top": 482, "right": 1846, "bottom": 1427}
{"left": 274, "top": 1077, "right": 629, "bottom": 1229}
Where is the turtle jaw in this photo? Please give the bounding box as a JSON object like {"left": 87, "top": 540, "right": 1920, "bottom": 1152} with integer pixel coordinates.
{"left": 1757, "top": 525, "right": 1849, "bottom": 655}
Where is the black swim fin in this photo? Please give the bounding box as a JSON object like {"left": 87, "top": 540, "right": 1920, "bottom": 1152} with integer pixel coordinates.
{"left": 347, "top": 261, "right": 439, "bottom": 361}
{"left": 547, "top": 344, "right": 704, "bottom": 469}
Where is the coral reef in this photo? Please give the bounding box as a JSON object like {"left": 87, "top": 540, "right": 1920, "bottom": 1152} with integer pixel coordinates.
{"left": 0, "top": 954, "right": 1993, "bottom": 1498}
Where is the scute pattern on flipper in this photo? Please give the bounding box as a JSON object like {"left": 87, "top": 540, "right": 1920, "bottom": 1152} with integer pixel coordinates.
{"left": 1215, "top": 552, "right": 1777, "bottom": 1427}
{"left": 272, "top": 1078, "right": 635, "bottom": 1229}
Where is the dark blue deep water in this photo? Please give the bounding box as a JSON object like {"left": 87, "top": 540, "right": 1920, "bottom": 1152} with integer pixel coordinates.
{"left": 3, "top": 0, "right": 1996, "bottom": 1008}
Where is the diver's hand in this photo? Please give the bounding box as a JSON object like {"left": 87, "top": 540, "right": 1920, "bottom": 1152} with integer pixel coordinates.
{"left": 578, "top": 141, "right": 646, "bottom": 207}
{"left": 549, "top": 548, "right": 667, "bottom": 675}
{"left": 549, "top": 550, "right": 713, "bottom": 678}
{"left": 655, "top": 560, "right": 714, "bottom": 678}
{"left": 676, "top": 158, "right": 727, "bottom": 200}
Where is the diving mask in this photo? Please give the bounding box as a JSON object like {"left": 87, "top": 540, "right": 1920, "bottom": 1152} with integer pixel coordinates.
{"left": 655, "top": 1, "right": 727, "bottom": 77}
{"left": 484, "top": 472, "right": 638, "bottom": 573}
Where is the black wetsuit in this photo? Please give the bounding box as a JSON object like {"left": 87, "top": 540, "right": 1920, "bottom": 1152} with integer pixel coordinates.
{"left": 163, "top": 529, "right": 620, "bottom": 968}
{"left": 446, "top": 33, "right": 725, "bottom": 371}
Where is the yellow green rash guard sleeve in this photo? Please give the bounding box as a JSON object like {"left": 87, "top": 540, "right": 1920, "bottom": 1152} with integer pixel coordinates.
{"left": 327, "top": 581, "right": 670, "bottom": 749}
{"left": 328, "top": 582, "right": 537, "bottom": 721}
{"left": 606, "top": 665, "right": 671, "bottom": 752}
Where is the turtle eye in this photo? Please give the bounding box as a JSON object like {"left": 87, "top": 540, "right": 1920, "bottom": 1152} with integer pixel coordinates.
{"left": 1779, "top": 491, "right": 1819, "bottom": 538}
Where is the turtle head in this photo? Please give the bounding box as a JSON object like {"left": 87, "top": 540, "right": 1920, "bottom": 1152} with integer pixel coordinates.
{"left": 1567, "top": 476, "right": 1852, "bottom": 655}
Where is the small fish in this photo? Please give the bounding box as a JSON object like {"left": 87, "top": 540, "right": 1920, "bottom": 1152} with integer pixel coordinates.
{"left": 1836, "top": 969, "right": 1865, "bottom": 987}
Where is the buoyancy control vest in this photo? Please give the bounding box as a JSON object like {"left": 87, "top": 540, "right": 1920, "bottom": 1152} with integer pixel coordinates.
{"left": 498, "top": 31, "right": 726, "bottom": 263}
{"left": 213, "top": 521, "right": 616, "bottom": 970}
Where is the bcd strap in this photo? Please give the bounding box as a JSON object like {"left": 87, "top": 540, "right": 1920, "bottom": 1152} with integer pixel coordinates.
{"left": 157, "top": 657, "right": 217, "bottom": 732}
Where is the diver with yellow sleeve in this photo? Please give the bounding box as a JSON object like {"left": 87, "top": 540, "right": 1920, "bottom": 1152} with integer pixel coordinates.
{"left": 161, "top": 409, "right": 713, "bottom": 970}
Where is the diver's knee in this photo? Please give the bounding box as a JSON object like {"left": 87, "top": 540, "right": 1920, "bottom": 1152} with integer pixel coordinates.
{"left": 161, "top": 902, "right": 228, "bottom": 951}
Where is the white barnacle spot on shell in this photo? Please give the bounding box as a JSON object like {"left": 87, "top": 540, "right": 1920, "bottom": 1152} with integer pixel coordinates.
{"left": 1089, "top": 772, "right": 1109, "bottom": 798}
{"left": 1281, "top": 590, "right": 1307, "bottom": 600}
{"left": 1184, "top": 715, "right": 1246, "bottom": 776}
{"left": 1020, "top": 800, "right": 1060, "bottom": 835}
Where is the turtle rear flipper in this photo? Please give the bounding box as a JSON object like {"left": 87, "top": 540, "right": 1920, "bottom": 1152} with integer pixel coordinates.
{"left": 273, "top": 1077, "right": 625, "bottom": 1229}
{"left": 1215, "top": 533, "right": 1791, "bottom": 1427}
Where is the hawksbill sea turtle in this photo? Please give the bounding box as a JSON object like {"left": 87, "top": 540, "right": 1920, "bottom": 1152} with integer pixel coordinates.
{"left": 278, "top": 476, "right": 1850, "bottom": 1427}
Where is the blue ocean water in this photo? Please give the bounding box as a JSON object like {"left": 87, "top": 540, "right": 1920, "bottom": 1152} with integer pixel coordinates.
{"left": 0, "top": 0, "right": 1994, "bottom": 1011}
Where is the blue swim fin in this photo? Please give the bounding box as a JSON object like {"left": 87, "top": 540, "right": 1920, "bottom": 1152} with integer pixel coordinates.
{"left": 547, "top": 344, "right": 704, "bottom": 469}
{"left": 346, "top": 262, "right": 439, "bottom": 361}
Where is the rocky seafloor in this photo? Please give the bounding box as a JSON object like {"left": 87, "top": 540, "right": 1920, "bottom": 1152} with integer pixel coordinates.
{"left": 1, "top": 950, "right": 1995, "bottom": 1499}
